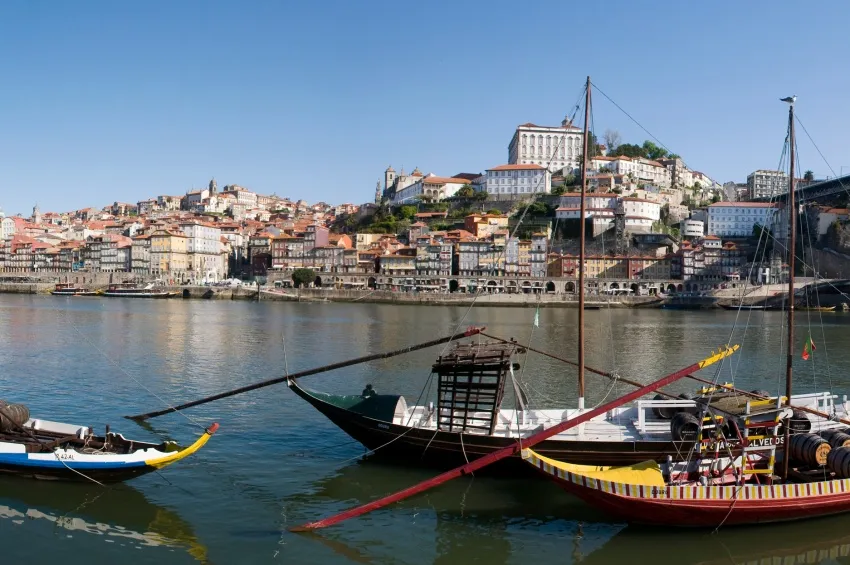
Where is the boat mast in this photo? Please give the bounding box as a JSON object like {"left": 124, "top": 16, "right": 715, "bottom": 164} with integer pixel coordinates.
{"left": 782, "top": 97, "right": 797, "bottom": 480}
{"left": 578, "top": 76, "right": 591, "bottom": 408}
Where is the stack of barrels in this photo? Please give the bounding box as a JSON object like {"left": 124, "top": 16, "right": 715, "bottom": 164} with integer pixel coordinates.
{"left": 825, "top": 430, "right": 850, "bottom": 478}
{"left": 791, "top": 429, "right": 850, "bottom": 477}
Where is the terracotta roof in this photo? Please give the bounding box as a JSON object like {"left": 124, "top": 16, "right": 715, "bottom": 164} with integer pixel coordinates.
{"left": 422, "top": 176, "right": 469, "bottom": 185}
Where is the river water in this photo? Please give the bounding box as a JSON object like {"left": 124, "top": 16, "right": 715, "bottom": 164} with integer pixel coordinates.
{"left": 2, "top": 295, "right": 850, "bottom": 564}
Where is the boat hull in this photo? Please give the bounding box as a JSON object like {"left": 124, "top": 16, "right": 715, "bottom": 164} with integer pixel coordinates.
{"left": 103, "top": 292, "right": 175, "bottom": 298}
{"left": 289, "top": 382, "right": 690, "bottom": 471}
{"left": 524, "top": 449, "right": 850, "bottom": 527}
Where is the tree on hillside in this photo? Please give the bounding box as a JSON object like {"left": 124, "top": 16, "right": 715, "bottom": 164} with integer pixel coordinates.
{"left": 397, "top": 205, "right": 417, "bottom": 220}
{"left": 456, "top": 184, "right": 474, "bottom": 198}
{"left": 610, "top": 143, "right": 645, "bottom": 158}
{"left": 804, "top": 170, "right": 815, "bottom": 182}
{"left": 292, "top": 268, "right": 317, "bottom": 288}
{"left": 642, "top": 140, "right": 669, "bottom": 160}
{"left": 603, "top": 129, "right": 621, "bottom": 152}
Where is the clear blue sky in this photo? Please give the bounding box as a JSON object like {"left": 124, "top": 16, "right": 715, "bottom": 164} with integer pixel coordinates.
{"left": 1, "top": 0, "right": 848, "bottom": 216}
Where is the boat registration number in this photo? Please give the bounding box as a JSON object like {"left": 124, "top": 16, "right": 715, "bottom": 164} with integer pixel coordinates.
{"left": 56, "top": 452, "right": 75, "bottom": 460}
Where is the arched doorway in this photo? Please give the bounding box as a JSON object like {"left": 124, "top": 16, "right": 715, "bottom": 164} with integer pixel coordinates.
{"left": 521, "top": 281, "right": 532, "bottom": 294}
{"left": 449, "top": 279, "right": 459, "bottom": 293}
{"left": 684, "top": 283, "right": 691, "bottom": 292}
{"left": 630, "top": 283, "right": 639, "bottom": 294}
{"left": 315, "top": 276, "right": 323, "bottom": 288}
{"left": 566, "top": 281, "right": 575, "bottom": 293}
{"left": 545, "top": 281, "right": 555, "bottom": 293}
{"left": 667, "top": 283, "right": 676, "bottom": 294}
{"left": 486, "top": 280, "right": 498, "bottom": 293}
{"left": 610, "top": 282, "right": 620, "bottom": 289}
{"left": 677, "top": 284, "right": 684, "bottom": 292}
{"left": 368, "top": 276, "right": 377, "bottom": 289}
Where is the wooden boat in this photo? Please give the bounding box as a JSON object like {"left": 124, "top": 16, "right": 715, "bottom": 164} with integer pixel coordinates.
{"left": 50, "top": 283, "right": 99, "bottom": 296}
{"left": 104, "top": 282, "right": 177, "bottom": 298}
{"left": 287, "top": 80, "right": 846, "bottom": 473}
{"left": 0, "top": 401, "right": 217, "bottom": 482}
{"left": 718, "top": 303, "right": 765, "bottom": 311}
{"left": 522, "top": 96, "right": 850, "bottom": 528}
{"left": 799, "top": 305, "right": 836, "bottom": 312}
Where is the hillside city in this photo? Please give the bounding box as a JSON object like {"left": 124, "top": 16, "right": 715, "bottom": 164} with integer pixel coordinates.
{"left": 0, "top": 118, "right": 838, "bottom": 293}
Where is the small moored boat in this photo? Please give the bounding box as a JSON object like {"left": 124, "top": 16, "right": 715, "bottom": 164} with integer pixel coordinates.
{"left": 51, "top": 283, "right": 100, "bottom": 297}
{"left": 0, "top": 400, "right": 217, "bottom": 482}
{"left": 104, "top": 282, "right": 177, "bottom": 298}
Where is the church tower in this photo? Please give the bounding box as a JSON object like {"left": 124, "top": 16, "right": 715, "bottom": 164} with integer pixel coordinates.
{"left": 384, "top": 165, "right": 396, "bottom": 192}
{"left": 209, "top": 178, "right": 217, "bottom": 194}
{"left": 32, "top": 204, "right": 41, "bottom": 225}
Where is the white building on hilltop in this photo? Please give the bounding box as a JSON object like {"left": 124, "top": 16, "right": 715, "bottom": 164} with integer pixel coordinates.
{"left": 590, "top": 156, "right": 672, "bottom": 189}
{"left": 706, "top": 202, "right": 779, "bottom": 237}
{"left": 508, "top": 118, "right": 583, "bottom": 173}
{"left": 555, "top": 195, "right": 661, "bottom": 235}
{"left": 747, "top": 170, "right": 788, "bottom": 200}
{"left": 485, "top": 164, "right": 551, "bottom": 196}
{"left": 391, "top": 175, "right": 469, "bottom": 204}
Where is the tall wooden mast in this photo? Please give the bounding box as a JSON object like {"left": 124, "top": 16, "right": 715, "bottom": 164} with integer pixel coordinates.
{"left": 782, "top": 98, "right": 797, "bottom": 479}
{"left": 578, "top": 76, "right": 591, "bottom": 407}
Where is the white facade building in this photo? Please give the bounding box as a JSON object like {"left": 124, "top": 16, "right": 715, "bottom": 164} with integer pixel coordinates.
{"left": 682, "top": 219, "right": 705, "bottom": 238}
{"left": 485, "top": 164, "right": 551, "bottom": 196}
{"left": 1, "top": 217, "right": 16, "bottom": 242}
{"left": 555, "top": 195, "right": 661, "bottom": 234}
{"left": 180, "top": 222, "right": 225, "bottom": 282}
{"left": 706, "top": 202, "right": 779, "bottom": 237}
{"left": 747, "top": 170, "right": 788, "bottom": 200}
{"left": 591, "top": 156, "right": 672, "bottom": 189}
{"left": 391, "top": 175, "right": 470, "bottom": 204}
{"left": 508, "top": 119, "right": 583, "bottom": 173}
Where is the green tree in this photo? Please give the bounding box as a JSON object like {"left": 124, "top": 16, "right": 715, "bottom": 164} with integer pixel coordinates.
{"left": 486, "top": 208, "right": 502, "bottom": 215}
{"left": 292, "top": 268, "right": 317, "bottom": 288}
{"left": 456, "top": 184, "right": 474, "bottom": 198}
{"left": 397, "top": 205, "right": 417, "bottom": 220}
{"left": 804, "top": 170, "right": 815, "bottom": 182}
{"left": 551, "top": 185, "right": 566, "bottom": 196}
{"left": 610, "top": 143, "right": 645, "bottom": 158}
{"left": 473, "top": 191, "right": 488, "bottom": 201}
{"left": 642, "top": 141, "right": 669, "bottom": 160}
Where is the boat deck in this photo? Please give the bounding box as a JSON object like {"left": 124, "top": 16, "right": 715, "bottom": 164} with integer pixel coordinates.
{"left": 394, "top": 392, "right": 848, "bottom": 442}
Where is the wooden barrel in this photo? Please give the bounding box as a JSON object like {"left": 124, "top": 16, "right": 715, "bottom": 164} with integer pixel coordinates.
{"left": 821, "top": 430, "right": 850, "bottom": 449}
{"left": 0, "top": 401, "right": 29, "bottom": 432}
{"left": 789, "top": 433, "right": 831, "bottom": 467}
{"left": 828, "top": 447, "right": 850, "bottom": 478}
{"left": 652, "top": 394, "right": 675, "bottom": 420}
{"left": 671, "top": 411, "right": 700, "bottom": 442}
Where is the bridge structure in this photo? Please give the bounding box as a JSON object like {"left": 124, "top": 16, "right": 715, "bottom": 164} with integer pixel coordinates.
{"left": 751, "top": 175, "right": 850, "bottom": 204}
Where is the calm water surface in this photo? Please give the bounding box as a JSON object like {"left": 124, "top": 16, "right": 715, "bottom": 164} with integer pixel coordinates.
{"left": 2, "top": 295, "right": 850, "bottom": 564}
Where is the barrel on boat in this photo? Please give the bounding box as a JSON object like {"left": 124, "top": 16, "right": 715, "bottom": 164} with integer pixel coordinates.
{"left": 0, "top": 401, "right": 29, "bottom": 432}
{"left": 789, "top": 433, "right": 831, "bottom": 467}
{"left": 671, "top": 412, "right": 701, "bottom": 442}
{"left": 827, "top": 447, "right": 850, "bottom": 478}
{"left": 821, "top": 430, "right": 850, "bottom": 449}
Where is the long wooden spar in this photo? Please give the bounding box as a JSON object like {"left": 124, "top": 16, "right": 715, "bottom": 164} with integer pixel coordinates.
{"left": 126, "top": 327, "right": 485, "bottom": 421}
{"left": 482, "top": 331, "right": 850, "bottom": 427}
{"left": 290, "top": 345, "right": 739, "bottom": 532}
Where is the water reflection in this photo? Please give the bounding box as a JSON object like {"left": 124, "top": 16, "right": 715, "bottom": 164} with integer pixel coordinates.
{"left": 0, "top": 477, "right": 208, "bottom": 562}
{"left": 582, "top": 516, "right": 850, "bottom": 565}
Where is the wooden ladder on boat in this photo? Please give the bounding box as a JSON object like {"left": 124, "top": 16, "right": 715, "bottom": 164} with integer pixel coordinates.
{"left": 433, "top": 342, "right": 517, "bottom": 435}
{"left": 738, "top": 396, "right": 786, "bottom": 484}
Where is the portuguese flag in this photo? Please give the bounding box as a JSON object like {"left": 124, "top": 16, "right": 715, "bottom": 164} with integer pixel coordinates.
{"left": 802, "top": 335, "right": 816, "bottom": 361}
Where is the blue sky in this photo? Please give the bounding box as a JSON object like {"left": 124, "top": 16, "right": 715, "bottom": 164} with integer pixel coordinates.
{"left": 1, "top": 0, "right": 848, "bottom": 216}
